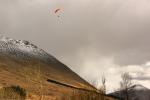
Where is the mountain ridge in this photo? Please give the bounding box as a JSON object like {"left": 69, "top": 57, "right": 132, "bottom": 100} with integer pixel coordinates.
{"left": 108, "top": 84, "right": 150, "bottom": 100}
{"left": 0, "top": 35, "right": 99, "bottom": 99}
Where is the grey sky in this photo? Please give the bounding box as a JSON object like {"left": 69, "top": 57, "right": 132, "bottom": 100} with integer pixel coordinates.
{"left": 0, "top": 0, "right": 150, "bottom": 92}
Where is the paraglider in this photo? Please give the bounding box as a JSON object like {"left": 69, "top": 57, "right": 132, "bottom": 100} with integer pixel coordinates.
{"left": 55, "top": 9, "right": 61, "bottom": 14}
{"left": 54, "top": 9, "right": 61, "bottom": 18}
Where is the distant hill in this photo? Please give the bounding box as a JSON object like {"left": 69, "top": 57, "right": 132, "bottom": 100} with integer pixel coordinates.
{"left": 0, "top": 35, "right": 101, "bottom": 99}
{"left": 108, "top": 84, "right": 150, "bottom": 100}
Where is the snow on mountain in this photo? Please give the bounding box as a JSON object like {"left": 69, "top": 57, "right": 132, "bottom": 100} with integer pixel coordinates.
{"left": 0, "top": 35, "right": 98, "bottom": 99}
{"left": 0, "top": 35, "right": 57, "bottom": 63}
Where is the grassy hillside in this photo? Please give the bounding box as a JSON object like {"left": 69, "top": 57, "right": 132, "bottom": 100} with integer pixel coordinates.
{"left": 0, "top": 53, "right": 119, "bottom": 100}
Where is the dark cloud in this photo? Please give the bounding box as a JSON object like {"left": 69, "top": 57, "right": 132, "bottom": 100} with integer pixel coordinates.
{"left": 133, "top": 76, "right": 150, "bottom": 81}
{"left": 1, "top": 0, "right": 149, "bottom": 65}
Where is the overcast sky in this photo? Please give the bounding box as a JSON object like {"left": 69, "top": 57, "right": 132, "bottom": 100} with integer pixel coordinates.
{"left": 0, "top": 0, "right": 150, "bottom": 92}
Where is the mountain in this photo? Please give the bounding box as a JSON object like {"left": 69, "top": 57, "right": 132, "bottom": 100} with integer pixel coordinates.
{"left": 108, "top": 84, "right": 150, "bottom": 100}
{"left": 0, "top": 35, "right": 99, "bottom": 99}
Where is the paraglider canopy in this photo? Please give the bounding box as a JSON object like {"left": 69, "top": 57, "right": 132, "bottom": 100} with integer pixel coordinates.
{"left": 54, "top": 8, "right": 62, "bottom": 18}
{"left": 55, "top": 9, "right": 61, "bottom": 14}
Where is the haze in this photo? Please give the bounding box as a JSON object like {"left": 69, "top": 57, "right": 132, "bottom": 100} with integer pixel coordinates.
{"left": 0, "top": 0, "right": 150, "bottom": 92}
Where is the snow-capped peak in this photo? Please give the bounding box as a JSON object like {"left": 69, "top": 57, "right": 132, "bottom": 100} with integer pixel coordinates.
{"left": 0, "top": 35, "right": 57, "bottom": 63}
{"left": 0, "top": 35, "right": 37, "bottom": 48}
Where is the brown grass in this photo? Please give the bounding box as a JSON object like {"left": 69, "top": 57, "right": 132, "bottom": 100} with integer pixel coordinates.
{"left": 0, "top": 85, "right": 26, "bottom": 100}
{"left": 0, "top": 56, "right": 117, "bottom": 100}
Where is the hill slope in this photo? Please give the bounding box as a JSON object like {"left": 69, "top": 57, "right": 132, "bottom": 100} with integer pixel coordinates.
{"left": 0, "top": 35, "right": 98, "bottom": 99}
{"left": 108, "top": 84, "right": 150, "bottom": 100}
